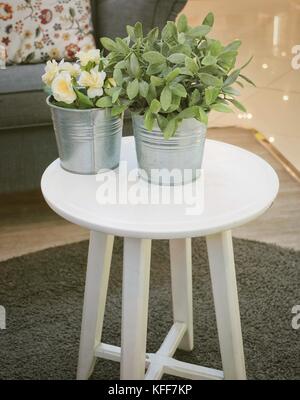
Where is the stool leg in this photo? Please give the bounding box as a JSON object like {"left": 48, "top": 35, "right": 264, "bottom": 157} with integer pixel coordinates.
{"left": 120, "top": 238, "right": 152, "bottom": 380}
{"left": 77, "top": 231, "right": 114, "bottom": 380}
{"left": 206, "top": 230, "right": 246, "bottom": 380}
{"left": 169, "top": 238, "right": 193, "bottom": 351}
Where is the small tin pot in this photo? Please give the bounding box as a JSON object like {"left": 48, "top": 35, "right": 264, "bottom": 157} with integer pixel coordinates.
{"left": 132, "top": 113, "right": 206, "bottom": 185}
{"left": 47, "top": 96, "right": 123, "bottom": 174}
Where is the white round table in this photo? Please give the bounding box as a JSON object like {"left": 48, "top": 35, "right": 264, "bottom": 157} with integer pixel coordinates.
{"left": 41, "top": 137, "right": 279, "bottom": 381}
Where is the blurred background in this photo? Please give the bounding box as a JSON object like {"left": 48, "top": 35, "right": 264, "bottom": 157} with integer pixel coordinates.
{"left": 0, "top": 0, "right": 299, "bottom": 261}
{"left": 183, "top": 0, "right": 300, "bottom": 174}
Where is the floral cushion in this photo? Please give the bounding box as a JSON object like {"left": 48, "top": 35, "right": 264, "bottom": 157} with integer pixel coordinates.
{"left": 0, "top": 0, "right": 96, "bottom": 65}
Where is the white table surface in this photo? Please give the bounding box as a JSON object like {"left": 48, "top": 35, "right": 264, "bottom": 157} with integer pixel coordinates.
{"left": 41, "top": 137, "right": 279, "bottom": 239}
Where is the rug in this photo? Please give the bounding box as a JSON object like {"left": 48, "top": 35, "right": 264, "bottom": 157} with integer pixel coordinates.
{"left": 0, "top": 237, "right": 299, "bottom": 380}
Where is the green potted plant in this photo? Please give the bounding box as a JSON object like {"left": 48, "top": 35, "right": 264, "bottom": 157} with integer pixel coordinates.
{"left": 100, "top": 13, "right": 254, "bottom": 185}
{"left": 43, "top": 49, "right": 124, "bottom": 174}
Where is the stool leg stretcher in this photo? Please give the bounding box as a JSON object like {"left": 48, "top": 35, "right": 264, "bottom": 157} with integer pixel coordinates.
{"left": 94, "top": 322, "right": 224, "bottom": 380}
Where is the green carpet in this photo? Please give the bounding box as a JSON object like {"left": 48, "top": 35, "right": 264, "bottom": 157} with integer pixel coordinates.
{"left": 0, "top": 237, "right": 299, "bottom": 380}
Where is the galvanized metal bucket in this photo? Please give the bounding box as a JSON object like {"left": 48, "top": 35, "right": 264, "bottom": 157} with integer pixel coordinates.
{"left": 132, "top": 114, "right": 207, "bottom": 185}
{"left": 47, "top": 96, "right": 123, "bottom": 174}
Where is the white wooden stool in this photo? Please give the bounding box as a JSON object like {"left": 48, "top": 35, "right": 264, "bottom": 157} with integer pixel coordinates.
{"left": 41, "top": 137, "right": 279, "bottom": 380}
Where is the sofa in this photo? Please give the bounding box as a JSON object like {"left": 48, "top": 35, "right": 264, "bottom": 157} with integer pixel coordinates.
{"left": 0, "top": 0, "right": 187, "bottom": 193}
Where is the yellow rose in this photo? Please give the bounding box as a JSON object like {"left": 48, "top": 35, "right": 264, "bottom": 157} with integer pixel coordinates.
{"left": 75, "top": 49, "right": 100, "bottom": 67}
{"left": 42, "top": 60, "right": 59, "bottom": 86}
{"left": 51, "top": 72, "right": 76, "bottom": 104}
{"left": 78, "top": 66, "right": 106, "bottom": 98}
{"left": 59, "top": 60, "right": 81, "bottom": 77}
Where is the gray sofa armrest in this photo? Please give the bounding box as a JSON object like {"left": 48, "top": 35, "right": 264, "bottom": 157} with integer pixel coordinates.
{"left": 92, "top": 0, "right": 187, "bottom": 40}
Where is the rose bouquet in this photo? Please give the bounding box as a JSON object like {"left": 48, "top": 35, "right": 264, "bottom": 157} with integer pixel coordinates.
{"left": 42, "top": 48, "right": 122, "bottom": 114}
{"left": 43, "top": 48, "right": 123, "bottom": 174}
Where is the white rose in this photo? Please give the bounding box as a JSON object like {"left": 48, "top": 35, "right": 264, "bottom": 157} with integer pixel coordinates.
{"left": 59, "top": 60, "right": 81, "bottom": 77}
{"left": 42, "top": 60, "right": 59, "bottom": 86}
{"left": 76, "top": 49, "right": 100, "bottom": 67}
{"left": 51, "top": 72, "right": 76, "bottom": 104}
{"left": 78, "top": 66, "right": 106, "bottom": 98}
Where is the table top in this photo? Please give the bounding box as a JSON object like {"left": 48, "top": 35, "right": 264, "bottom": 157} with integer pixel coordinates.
{"left": 41, "top": 137, "right": 279, "bottom": 239}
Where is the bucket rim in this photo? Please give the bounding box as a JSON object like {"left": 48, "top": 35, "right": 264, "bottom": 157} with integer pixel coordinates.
{"left": 46, "top": 95, "right": 107, "bottom": 113}
{"left": 131, "top": 112, "right": 207, "bottom": 135}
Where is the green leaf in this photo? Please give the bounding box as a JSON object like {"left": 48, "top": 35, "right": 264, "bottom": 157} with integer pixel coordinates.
{"left": 116, "top": 37, "right": 129, "bottom": 54}
{"left": 169, "top": 44, "right": 192, "bottom": 57}
{"left": 189, "top": 88, "right": 201, "bottom": 106}
{"left": 205, "top": 86, "right": 220, "bottom": 105}
{"left": 211, "top": 103, "right": 233, "bottom": 113}
{"left": 157, "top": 114, "right": 168, "bottom": 131}
{"left": 82, "top": 60, "right": 94, "bottom": 72}
{"left": 150, "top": 75, "right": 165, "bottom": 87}
{"left": 223, "top": 69, "right": 240, "bottom": 87}
{"left": 149, "top": 99, "right": 161, "bottom": 114}
{"left": 227, "top": 98, "right": 247, "bottom": 112}
{"left": 167, "top": 53, "right": 186, "bottom": 64}
{"left": 160, "top": 86, "right": 172, "bottom": 111}
{"left": 187, "top": 24, "right": 211, "bottom": 38}
{"left": 185, "top": 57, "right": 199, "bottom": 74}
{"left": 240, "top": 55, "right": 253, "bottom": 70}
{"left": 178, "top": 32, "right": 186, "bottom": 44}
{"left": 112, "top": 87, "right": 122, "bottom": 103}
{"left": 166, "top": 95, "right": 181, "bottom": 112}
{"left": 198, "top": 73, "right": 223, "bottom": 87}
{"left": 179, "top": 67, "right": 193, "bottom": 76}
{"left": 165, "top": 67, "right": 181, "bottom": 83}
{"left": 177, "top": 106, "right": 199, "bottom": 119}
{"left": 134, "top": 22, "right": 143, "bottom": 39}
{"left": 113, "top": 68, "right": 123, "bottom": 86}
{"left": 202, "top": 12, "right": 214, "bottom": 27}
{"left": 147, "top": 27, "right": 159, "bottom": 44}
{"left": 163, "top": 118, "right": 178, "bottom": 139}
{"left": 139, "top": 80, "right": 149, "bottom": 98}
{"left": 127, "top": 78, "right": 139, "bottom": 99}
{"left": 177, "top": 14, "right": 188, "bottom": 32}
{"left": 239, "top": 74, "right": 256, "bottom": 86}
{"left": 126, "top": 25, "right": 135, "bottom": 41}
{"left": 222, "top": 40, "right": 241, "bottom": 53}
{"left": 96, "top": 96, "right": 112, "bottom": 108}
{"left": 146, "top": 63, "right": 166, "bottom": 75}
{"left": 202, "top": 55, "right": 217, "bottom": 66}
{"left": 170, "top": 83, "right": 187, "bottom": 98}
{"left": 52, "top": 100, "right": 76, "bottom": 109}
{"left": 144, "top": 110, "right": 155, "bottom": 131}
{"left": 208, "top": 40, "right": 222, "bottom": 56}
{"left": 197, "top": 107, "right": 208, "bottom": 125}
{"left": 114, "top": 60, "right": 127, "bottom": 69}
{"left": 222, "top": 86, "right": 240, "bottom": 96}
{"left": 130, "top": 53, "right": 140, "bottom": 77}
{"left": 162, "top": 21, "right": 177, "bottom": 41}
{"left": 75, "top": 89, "right": 94, "bottom": 108}
{"left": 146, "top": 83, "right": 157, "bottom": 104}
{"left": 143, "top": 51, "right": 166, "bottom": 65}
{"left": 100, "top": 37, "right": 117, "bottom": 51}
{"left": 111, "top": 104, "right": 127, "bottom": 116}
{"left": 218, "top": 51, "right": 237, "bottom": 70}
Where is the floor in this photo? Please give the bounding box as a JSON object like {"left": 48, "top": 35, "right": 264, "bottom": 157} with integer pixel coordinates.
{"left": 1, "top": 127, "right": 299, "bottom": 262}
{"left": 181, "top": 0, "right": 300, "bottom": 172}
